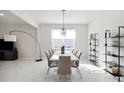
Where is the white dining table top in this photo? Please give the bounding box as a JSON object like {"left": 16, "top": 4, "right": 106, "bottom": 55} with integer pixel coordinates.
{"left": 50, "top": 51, "right": 79, "bottom": 61}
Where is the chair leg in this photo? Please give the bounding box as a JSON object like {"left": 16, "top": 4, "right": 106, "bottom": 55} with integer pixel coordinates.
{"left": 45, "top": 68, "right": 50, "bottom": 79}
{"left": 68, "top": 75, "right": 71, "bottom": 80}
{"left": 59, "top": 75, "right": 61, "bottom": 80}
{"left": 56, "top": 74, "right": 59, "bottom": 80}
{"left": 57, "top": 74, "right": 61, "bottom": 80}
{"left": 77, "top": 68, "right": 82, "bottom": 80}
{"left": 56, "top": 71, "right": 60, "bottom": 80}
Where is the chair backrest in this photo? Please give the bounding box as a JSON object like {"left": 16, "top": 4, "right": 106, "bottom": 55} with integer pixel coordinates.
{"left": 72, "top": 52, "right": 82, "bottom": 68}
{"left": 78, "top": 52, "right": 82, "bottom": 59}
{"left": 72, "top": 49, "right": 76, "bottom": 55}
{"left": 49, "top": 49, "right": 52, "bottom": 57}
{"left": 58, "top": 56, "right": 71, "bottom": 75}
{"left": 51, "top": 49, "right": 54, "bottom": 54}
{"left": 72, "top": 49, "right": 74, "bottom": 53}
{"left": 45, "top": 51, "right": 51, "bottom": 66}
{"left": 76, "top": 51, "right": 82, "bottom": 59}
{"left": 74, "top": 50, "right": 78, "bottom": 56}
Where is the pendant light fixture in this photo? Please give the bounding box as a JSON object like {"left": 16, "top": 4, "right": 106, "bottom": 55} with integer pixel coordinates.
{"left": 61, "top": 10, "right": 66, "bottom": 37}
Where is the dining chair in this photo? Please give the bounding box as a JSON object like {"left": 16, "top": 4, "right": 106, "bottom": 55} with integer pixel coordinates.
{"left": 73, "top": 50, "right": 78, "bottom": 56}
{"left": 72, "top": 52, "right": 82, "bottom": 68}
{"left": 76, "top": 51, "right": 82, "bottom": 59}
{"left": 49, "top": 49, "right": 53, "bottom": 57}
{"left": 45, "top": 51, "right": 58, "bottom": 78}
{"left": 72, "top": 51, "right": 82, "bottom": 79}
{"left": 58, "top": 56, "right": 71, "bottom": 79}
{"left": 72, "top": 49, "right": 75, "bottom": 55}
{"left": 51, "top": 49, "right": 54, "bottom": 54}
{"left": 72, "top": 49, "right": 74, "bottom": 53}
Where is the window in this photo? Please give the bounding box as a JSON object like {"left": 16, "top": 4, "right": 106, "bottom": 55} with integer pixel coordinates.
{"left": 51, "top": 29, "right": 76, "bottom": 50}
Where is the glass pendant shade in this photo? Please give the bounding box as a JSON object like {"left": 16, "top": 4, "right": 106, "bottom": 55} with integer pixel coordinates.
{"left": 61, "top": 27, "right": 66, "bottom": 37}
{"left": 61, "top": 10, "right": 66, "bottom": 37}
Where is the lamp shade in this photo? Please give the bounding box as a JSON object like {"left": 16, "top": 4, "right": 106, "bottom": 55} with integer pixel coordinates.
{"left": 4, "top": 35, "right": 16, "bottom": 42}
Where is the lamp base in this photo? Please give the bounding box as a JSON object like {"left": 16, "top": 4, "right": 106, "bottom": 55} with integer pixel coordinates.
{"left": 35, "top": 59, "right": 43, "bottom": 62}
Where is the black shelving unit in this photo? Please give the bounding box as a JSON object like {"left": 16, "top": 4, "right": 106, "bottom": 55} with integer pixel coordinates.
{"left": 104, "top": 26, "right": 124, "bottom": 82}
{"left": 89, "top": 33, "right": 98, "bottom": 65}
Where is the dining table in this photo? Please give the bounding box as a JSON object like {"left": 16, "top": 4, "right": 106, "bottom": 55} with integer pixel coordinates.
{"left": 50, "top": 51, "right": 79, "bottom": 61}
{"left": 49, "top": 51, "right": 79, "bottom": 78}
{"left": 49, "top": 51, "right": 81, "bottom": 79}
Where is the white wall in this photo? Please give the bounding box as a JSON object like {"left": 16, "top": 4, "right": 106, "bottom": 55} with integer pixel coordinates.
{"left": 0, "top": 24, "right": 37, "bottom": 60}
{"left": 88, "top": 11, "right": 124, "bottom": 69}
{"left": 38, "top": 24, "right": 88, "bottom": 61}
{"left": 10, "top": 10, "right": 38, "bottom": 28}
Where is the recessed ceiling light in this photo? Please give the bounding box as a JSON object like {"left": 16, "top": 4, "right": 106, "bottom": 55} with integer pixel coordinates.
{"left": 0, "top": 13, "right": 4, "bottom": 16}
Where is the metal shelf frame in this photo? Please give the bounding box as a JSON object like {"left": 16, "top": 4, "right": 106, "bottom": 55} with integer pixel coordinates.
{"left": 104, "top": 26, "right": 124, "bottom": 82}
{"left": 89, "top": 33, "right": 98, "bottom": 65}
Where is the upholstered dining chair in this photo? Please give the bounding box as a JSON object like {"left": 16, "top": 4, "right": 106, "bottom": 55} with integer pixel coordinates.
{"left": 72, "top": 52, "right": 82, "bottom": 68}
{"left": 76, "top": 51, "right": 82, "bottom": 59}
{"left": 75, "top": 50, "right": 78, "bottom": 56}
{"left": 45, "top": 51, "right": 58, "bottom": 77}
{"left": 49, "top": 49, "right": 53, "bottom": 57}
{"left": 58, "top": 56, "right": 71, "bottom": 79}
{"left": 72, "top": 49, "right": 76, "bottom": 55}
{"left": 50, "top": 49, "right": 54, "bottom": 54}
{"left": 72, "top": 49, "right": 74, "bottom": 54}
{"left": 73, "top": 50, "right": 78, "bottom": 56}
{"left": 72, "top": 51, "right": 82, "bottom": 79}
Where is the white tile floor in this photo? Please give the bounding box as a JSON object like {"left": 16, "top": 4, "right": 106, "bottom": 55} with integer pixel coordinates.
{"left": 0, "top": 60, "right": 121, "bottom": 82}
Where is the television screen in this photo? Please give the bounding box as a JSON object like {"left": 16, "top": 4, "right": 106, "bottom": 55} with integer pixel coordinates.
{"left": 0, "top": 39, "right": 14, "bottom": 50}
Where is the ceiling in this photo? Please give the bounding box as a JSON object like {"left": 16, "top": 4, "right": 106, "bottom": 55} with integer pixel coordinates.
{"left": 26, "top": 10, "right": 102, "bottom": 24}
{"left": 0, "top": 10, "right": 26, "bottom": 24}
{"left": 0, "top": 10, "right": 123, "bottom": 25}
{"left": 25, "top": 10, "right": 123, "bottom": 24}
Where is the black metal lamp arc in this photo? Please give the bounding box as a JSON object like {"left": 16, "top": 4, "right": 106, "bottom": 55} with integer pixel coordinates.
{"left": 10, "top": 30, "right": 43, "bottom": 62}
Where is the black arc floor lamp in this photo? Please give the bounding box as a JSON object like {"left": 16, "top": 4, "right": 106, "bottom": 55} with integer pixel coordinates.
{"left": 10, "top": 30, "right": 43, "bottom": 62}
